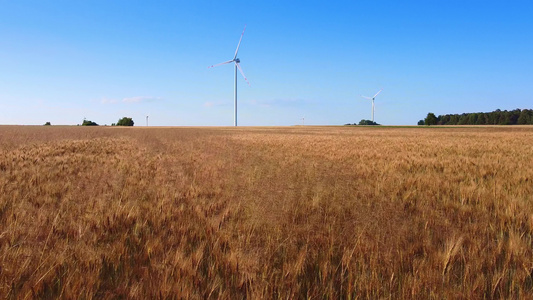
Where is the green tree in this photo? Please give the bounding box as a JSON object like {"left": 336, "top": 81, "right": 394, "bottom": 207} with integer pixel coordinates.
{"left": 82, "top": 119, "right": 99, "bottom": 126}
{"left": 499, "top": 111, "right": 511, "bottom": 125}
{"left": 458, "top": 114, "right": 469, "bottom": 125}
{"left": 424, "top": 113, "right": 437, "bottom": 126}
{"left": 489, "top": 113, "right": 494, "bottom": 124}
{"left": 518, "top": 109, "right": 531, "bottom": 125}
{"left": 358, "top": 119, "right": 379, "bottom": 125}
{"left": 449, "top": 115, "right": 459, "bottom": 125}
{"left": 471, "top": 113, "right": 487, "bottom": 125}
{"left": 509, "top": 109, "right": 520, "bottom": 124}
{"left": 44, "top": 122, "right": 51, "bottom": 126}
{"left": 439, "top": 115, "right": 450, "bottom": 125}
{"left": 468, "top": 113, "right": 478, "bottom": 125}
{"left": 417, "top": 120, "right": 425, "bottom": 126}
{"left": 116, "top": 117, "right": 134, "bottom": 126}
{"left": 478, "top": 114, "right": 489, "bottom": 125}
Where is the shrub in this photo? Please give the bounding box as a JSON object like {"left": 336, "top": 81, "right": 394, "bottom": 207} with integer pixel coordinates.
{"left": 82, "top": 119, "right": 99, "bottom": 126}
{"left": 358, "top": 119, "right": 380, "bottom": 125}
{"left": 116, "top": 117, "right": 134, "bottom": 126}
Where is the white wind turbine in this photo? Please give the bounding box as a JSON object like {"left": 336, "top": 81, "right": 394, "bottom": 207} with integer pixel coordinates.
{"left": 361, "top": 89, "right": 382, "bottom": 122}
{"left": 208, "top": 25, "right": 250, "bottom": 127}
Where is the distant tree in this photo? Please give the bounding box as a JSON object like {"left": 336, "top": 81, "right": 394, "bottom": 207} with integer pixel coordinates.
{"left": 499, "top": 111, "right": 511, "bottom": 125}
{"left": 424, "top": 113, "right": 438, "bottom": 126}
{"left": 439, "top": 115, "right": 450, "bottom": 125}
{"left": 358, "top": 119, "right": 380, "bottom": 125}
{"left": 518, "top": 109, "right": 532, "bottom": 125}
{"left": 116, "top": 117, "right": 134, "bottom": 126}
{"left": 458, "top": 113, "right": 469, "bottom": 125}
{"left": 468, "top": 113, "right": 478, "bottom": 125}
{"left": 491, "top": 109, "right": 502, "bottom": 125}
{"left": 82, "top": 119, "right": 99, "bottom": 126}
{"left": 487, "top": 113, "right": 496, "bottom": 125}
{"left": 509, "top": 109, "right": 521, "bottom": 124}
{"left": 44, "top": 122, "right": 51, "bottom": 126}
{"left": 478, "top": 114, "right": 489, "bottom": 125}
{"left": 417, "top": 120, "right": 425, "bottom": 125}
{"left": 449, "top": 115, "right": 459, "bottom": 125}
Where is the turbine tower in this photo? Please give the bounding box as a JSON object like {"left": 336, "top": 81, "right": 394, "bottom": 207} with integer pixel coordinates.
{"left": 361, "top": 89, "right": 382, "bottom": 122}
{"left": 208, "top": 25, "right": 250, "bottom": 127}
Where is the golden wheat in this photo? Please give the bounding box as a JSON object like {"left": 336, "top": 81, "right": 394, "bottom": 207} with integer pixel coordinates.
{"left": 0, "top": 125, "right": 532, "bottom": 298}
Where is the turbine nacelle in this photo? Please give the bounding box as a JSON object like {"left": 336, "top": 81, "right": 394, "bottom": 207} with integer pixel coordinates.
{"left": 234, "top": 58, "right": 240, "bottom": 63}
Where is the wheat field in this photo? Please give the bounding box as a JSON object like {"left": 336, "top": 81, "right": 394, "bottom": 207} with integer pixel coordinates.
{"left": 0, "top": 125, "right": 532, "bottom": 298}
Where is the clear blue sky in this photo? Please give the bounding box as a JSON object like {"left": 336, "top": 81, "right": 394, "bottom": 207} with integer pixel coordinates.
{"left": 1, "top": 0, "right": 532, "bottom": 126}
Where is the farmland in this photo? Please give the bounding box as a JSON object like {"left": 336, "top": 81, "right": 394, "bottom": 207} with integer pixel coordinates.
{"left": 1, "top": 125, "right": 532, "bottom": 298}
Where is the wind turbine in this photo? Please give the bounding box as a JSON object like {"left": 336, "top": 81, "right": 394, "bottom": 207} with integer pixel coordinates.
{"left": 361, "top": 89, "right": 382, "bottom": 122}
{"left": 208, "top": 25, "right": 250, "bottom": 127}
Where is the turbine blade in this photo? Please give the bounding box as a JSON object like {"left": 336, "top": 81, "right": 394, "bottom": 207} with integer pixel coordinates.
{"left": 373, "top": 89, "right": 383, "bottom": 98}
{"left": 208, "top": 60, "right": 233, "bottom": 69}
{"left": 233, "top": 25, "right": 247, "bottom": 60}
{"left": 361, "top": 95, "right": 372, "bottom": 100}
{"left": 236, "top": 63, "right": 250, "bottom": 86}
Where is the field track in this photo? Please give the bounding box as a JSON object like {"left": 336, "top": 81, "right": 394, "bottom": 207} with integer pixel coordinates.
{"left": 1, "top": 125, "right": 532, "bottom": 298}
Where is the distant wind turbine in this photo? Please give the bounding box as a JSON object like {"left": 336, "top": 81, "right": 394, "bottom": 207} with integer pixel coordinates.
{"left": 208, "top": 25, "right": 250, "bottom": 127}
{"left": 361, "top": 89, "right": 383, "bottom": 122}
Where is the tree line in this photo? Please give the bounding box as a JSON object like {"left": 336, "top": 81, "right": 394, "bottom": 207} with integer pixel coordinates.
{"left": 419, "top": 109, "right": 533, "bottom": 126}
{"left": 43, "top": 117, "right": 135, "bottom": 126}
{"left": 345, "top": 119, "right": 380, "bottom": 126}
{"left": 81, "top": 117, "right": 134, "bottom": 126}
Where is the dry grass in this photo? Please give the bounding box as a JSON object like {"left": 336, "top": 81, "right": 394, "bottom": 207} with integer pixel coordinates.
{"left": 1, "top": 125, "right": 532, "bottom": 298}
